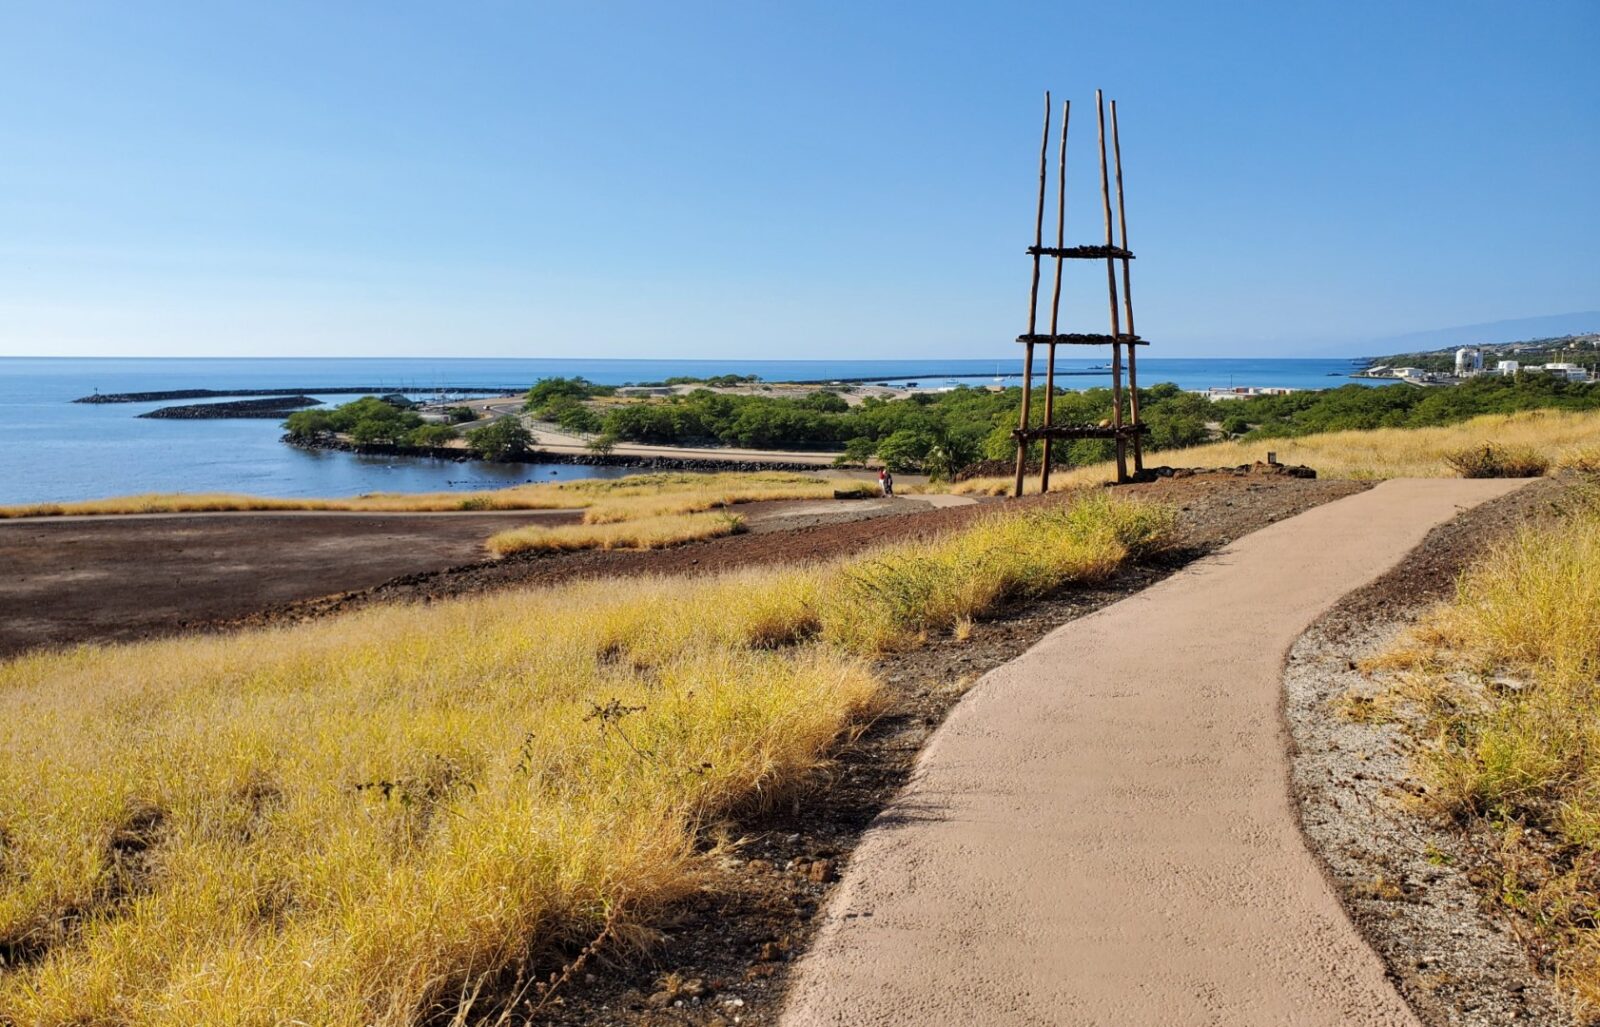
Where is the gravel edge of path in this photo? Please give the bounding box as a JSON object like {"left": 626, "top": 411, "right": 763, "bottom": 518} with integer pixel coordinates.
{"left": 1284, "top": 477, "right": 1582, "bottom": 1027}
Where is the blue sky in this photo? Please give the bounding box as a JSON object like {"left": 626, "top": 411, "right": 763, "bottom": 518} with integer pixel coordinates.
{"left": 1, "top": 1, "right": 1595, "bottom": 359}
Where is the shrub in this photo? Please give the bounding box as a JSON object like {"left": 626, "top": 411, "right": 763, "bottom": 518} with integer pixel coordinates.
{"left": 465, "top": 418, "right": 534, "bottom": 460}
{"left": 1560, "top": 446, "right": 1600, "bottom": 476}
{"left": 406, "top": 424, "right": 459, "bottom": 447}
{"left": 1444, "top": 444, "right": 1551, "bottom": 478}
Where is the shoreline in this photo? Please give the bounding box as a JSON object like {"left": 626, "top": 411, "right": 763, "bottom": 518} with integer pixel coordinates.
{"left": 287, "top": 436, "right": 841, "bottom": 473}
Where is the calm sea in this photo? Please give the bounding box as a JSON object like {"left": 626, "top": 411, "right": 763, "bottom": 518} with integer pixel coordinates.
{"left": 0, "top": 357, "right": 1375, "bottom": 504}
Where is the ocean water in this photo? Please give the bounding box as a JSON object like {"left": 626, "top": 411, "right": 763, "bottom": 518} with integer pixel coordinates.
{"left": 0, "top": 357, "right": 1375, "bottom": 505}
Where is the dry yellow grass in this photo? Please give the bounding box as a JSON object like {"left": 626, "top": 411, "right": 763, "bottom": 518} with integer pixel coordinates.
{"left": 818, "top": 491, "right": 1174, "bottom": 651}
{"left": 950, "top": 409, "right": 1600, "bottom": 494}
{"left": 0, "top": 573, "right": 874, "bottom": 1026}
{"left": 0, "top": 472, "right": 856, "bottom": 520}
{"left": 487, "top": 512, "right": 746, "bottom": 555}
{"left": 0, "top": 488, "right": 587, "bottom": 518}
{"left": 1376, "top": 484, "right": 1600, "bottom": 1013}
{"left": 0, "top": 491, "right": 1170, "bottom": 1026}
{"left": 579, "top": 478, "right": 848, "bottom": 524}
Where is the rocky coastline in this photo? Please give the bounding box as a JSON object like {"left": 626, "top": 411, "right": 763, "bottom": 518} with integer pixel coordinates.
{"left": 141, "top": 396, "right": 323, "bottom": 419}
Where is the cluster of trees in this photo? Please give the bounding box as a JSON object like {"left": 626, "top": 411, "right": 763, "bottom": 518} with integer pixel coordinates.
{"left": 287, "top": 374, "right": 1598, "bottom": 476}
{"left": 657, "top": 374, "right": 761, "bottom": 387}
{"left": 533, "top": 381, "right": 1218, "bottom": 475}
{"left": 283, "top": 396, "right": 532, "bottom": 458}
{"left": 283, "top": 397, "right": 442, "bottom": 447}
{"left": 522, "top": 377, "right": 615, "bottom": 435}
{"left": 1221, "top": 375, "right": 1600, "bottom": 438}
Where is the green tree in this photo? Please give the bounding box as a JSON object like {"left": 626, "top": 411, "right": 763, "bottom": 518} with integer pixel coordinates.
{"left": 407, "top": 424, "right": 460, "bottom": 447}
{"left": 466, "top": 418, "right": 534, "bottom": 459}
{"left": 876, "top": 428, "right": 936, "bottom": 473}
{"left": 541, "top": 396, "right": 603, "bottom": 434}
{"left": 833, "top": 436, "right": 876, "bottom": 467}
{"left": 283, "top": 409, "right": 336, "bottom": 441}
{"left": 923, "top": 432, "right": 981, "bottom": 483}
{"left": 344, "top": 402, "right": 423, "bottom": 445}
{"left": 524, "top": 377, "right": 614, "bottom": 413}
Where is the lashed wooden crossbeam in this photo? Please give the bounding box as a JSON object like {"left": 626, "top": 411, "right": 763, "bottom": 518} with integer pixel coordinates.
{"left": 1016, "top": 333, "right": 1146, "bottom": 346}
{"left": 1013, "top": 424, "right": 1149, "bottom": 442}
{"left": 1026, "top": 245, "right": 1134, "bottom": 260}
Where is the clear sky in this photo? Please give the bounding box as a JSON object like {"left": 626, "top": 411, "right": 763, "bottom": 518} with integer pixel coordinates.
{"left": 1, "top": 1, "right": 1595, "bottom": 359}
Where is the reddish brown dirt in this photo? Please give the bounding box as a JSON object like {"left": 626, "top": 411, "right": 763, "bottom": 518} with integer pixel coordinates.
{"left": 0, "top": 473, "right": 1362, "bottom": 661}
{"left": 227, "top": 473, "right": 1360, "bottom": 636}
{"left": 0, "top": 510, "right": 582, "bottom": 657}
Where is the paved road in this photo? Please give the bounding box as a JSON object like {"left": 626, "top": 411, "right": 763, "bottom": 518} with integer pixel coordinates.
{"left": 781, "top": 478, "right": 1529, "bottom": 1027}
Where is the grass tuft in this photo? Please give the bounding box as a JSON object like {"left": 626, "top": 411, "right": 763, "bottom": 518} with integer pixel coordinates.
{"left": 1443, "top": 444, "right": 1550, "bottom": 479}
{"left": 487, "top": 512, "right": 747, "bottom": 555}
{"left": 819, "top": 492, "right": 1173, "bottom": 651}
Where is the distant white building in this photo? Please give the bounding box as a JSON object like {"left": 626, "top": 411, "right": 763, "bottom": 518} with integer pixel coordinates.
{"left": 1544, "top": 362, "right": 1588, "bottom": 381}
{"left": 1199, "top": 386, "right": 1299, "bottom": 401}
{"left": 1497, "top": 360, "right": 1520, "bottom": 375}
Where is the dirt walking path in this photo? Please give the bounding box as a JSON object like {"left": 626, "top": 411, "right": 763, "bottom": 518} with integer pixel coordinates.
{"left": 780, "top": 478, "right": 1529, "bottom": 1027}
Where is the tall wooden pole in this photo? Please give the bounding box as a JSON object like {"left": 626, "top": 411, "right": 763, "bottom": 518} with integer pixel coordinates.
{"left": 1014, "top": 91, "right": 1051, "bottom": 498}
{"left": 1111, "top": 100, "right": 1142, "bottom": 473}
{"left": 1096, "top": 90, "right": 1127, "bottom": 483}
{"left": 1040, "top": 100, "right": 1069, "bottom": 494}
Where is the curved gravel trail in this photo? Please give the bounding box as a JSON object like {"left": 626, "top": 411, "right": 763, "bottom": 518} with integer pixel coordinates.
{"left": 781, "top": 478, "right": 1529, "bottom": 1027}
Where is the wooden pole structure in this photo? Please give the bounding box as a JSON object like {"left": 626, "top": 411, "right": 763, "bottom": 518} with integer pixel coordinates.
{"left": 1040, "top": 100, "right": 1069, "bottom": 494}
{"left": 1014, "top": 92, "right": 1051, "bottom": 498}
{"left": 1111, "top": 99, "right": 1142, "bottom": 473}
{"left": 1095, "top": 90, "right": 1127, "bottom": 482}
